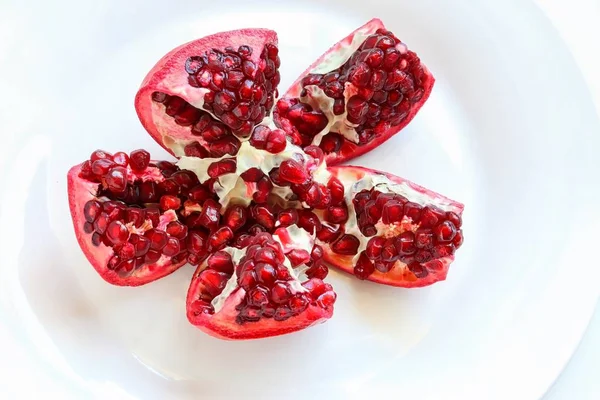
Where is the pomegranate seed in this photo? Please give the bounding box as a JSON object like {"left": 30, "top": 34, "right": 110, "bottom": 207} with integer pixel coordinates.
{"left": 240, "top": 167, "right": 264, "bottom": 182}
{"left": 160, "top": 195, "right": 181, "bottom": 211}
{"left": 83, "top": 200, "right": 102, "bottom": 223}
{"left": 407, "top": 262, "right": 429, "bottom": 278}
{"left": 453, "top": 230, "right": 464, "bottom": 248}
{"left": 415, "top": 229, "right": 434, "bottom": 249}
{"left": 146, "top": 229, "right": 168, "bottom": 250}
{"left": 133, "top": 236, "right": 151, "bottom": 257}
{"left": 433, "top": 243, "right": 456, "bottom": 258}
{"left": 289, "top": 295, "right": 309, "bottom": 314}
{"left": 263, "top": 130, "right": 287, "bottom": 155}
{"left": 91, "top": 159, "right": 114, "bottom": 176}
{"left": 112, "top": 152, "right": 129, "bottom": 166}
{"left": 208, "top": 136, "right": 241, "bottom": 157}
{"left": 118, "top": 242, "right": 135, "bottom": 259}
{"left": 106, "top": 220, "right": 129, "bottom": 245}
{"left": 199, "top": 269, "right": 229, "bottom": 297}
{"left": 158, "top": 179, "right": 180, "bottom": 196}
{"left": 253, "top": 176, "right": 273, "bottom": 204}
{"left": 273, "top": 306, "right": 292, "bottom": 321}
{"left": 316, "top": 222, "right": 342, "bottom": 243}
{"left": 365, "top": 237, "right": 385, "bottom": 259}
{"left": 126, "top": 208, "right": 145, "bottom": 227}
{"left": 91, "top": 150, "right": 112, "bottom": 163}
{"left": 144, "top": 249, "right": 162, "bottom": 263}
{"left": 105, "top": 166, "right": 127, "bottom": 193}
{"left": 270, "top": 282, "right": 292, "bottom": 304}
{"left": 187, "top": 231, "right": 207, "bottom": 255}
{"left": 162, "top": 237, "right": 181, "bottom": 256}
{"left": 165, "top": 221, "right": 187, "bottom": 239}
{"left": 247, "top": 286, "right": 269, "bottom": 307}
{"left": 254, "top": 248, "right": 277, "bottom": 265}
{"left": 91, "top": 232, "right": 102, "bottom": 246}
{"left": 255, "top": 263, "right": 277, "bottom": 286}
{"left": 307, "top": 262, "right": 329, "bottom": 280}
{"left": 419, "top": 206, "right": 444, "bottom": 228}
{"left": 433, "top": 221, "right": 457, "bottom": 242}
{"left": 327, "top": 177, "right": 345, "bottom": 205}
{"left": 187, "top": 184, "right": 212, "bottom": 202}
{"left": 207, "top": 226, "right": 234, "bottom": 251}
{"left": 93, "top": 212, "right": 109, "bottom": 234}
{"left": 223, "top": 205, "right": 247, "bottom": 232}
{"left": 208, "top": 158, "right": 237, "bottom": 178}
{"left": 381, "top": 200, "right": 404, "bottom": 224}
{"left": 354, "top": 253, "right": 375, "bottom": 279}
{"left": 279, "top": 159, "right": 309, "bottom": 184}
{"left": 395, "top": 231, "right": 416, "bottom": 255}
{"left": 129, "top": 149, "right": 150, "bottom": 172}
{"left": 363, "top": 201, "right": 382, "bottom": 223}
{"left": 319, "top": 133, "right": 342, "bottom": 153}
{"left": 145, "top": 208, "right": 160, "bottom": 227}
{"left": 172, "top": 170, "right": 199, "bottom": 189}
{"left": 251, "top": 205, "right": 275, "bottom": 230}
{"left": 446, "top": 211, "right": 462, "bottom": 229}
{"left": 277, "top": 209, "right": 298, "bottom": 227}
{"left": 349, "top": 62, "right": 372, "bottom": 88}
{"left": 404, "top": 202, "right": 422, "bottom": 222}
{"left": 326, "top": 204, "right": 348, "bottom": 224}
{"left": 331, "top": 234, "right": 360, "bottom": 255}
{"left": 207, "top": 251, "right": 234, "bottom": 273}
{"left": 381, "top": 239, "right": 399, "bottom": 262}
{"left": 415, "top": 250, "right": 433, "bottom": 263}
{"left": 286, "top": 249, "right": 310, "bottom": 267}
{"left": 297, "top": 210, "right": 322, "bottom": 234}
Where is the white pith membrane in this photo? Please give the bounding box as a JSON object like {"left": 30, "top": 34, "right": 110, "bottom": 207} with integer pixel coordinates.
{"left": 317, "top": 168, "right": 462, "bottom": 267}
{"left": 209, "top": 225, "right": 312, "bottom": 314}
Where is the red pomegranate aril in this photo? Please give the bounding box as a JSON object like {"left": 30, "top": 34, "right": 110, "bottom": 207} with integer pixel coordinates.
{"left": 126, "top": 208, "right": 145, "bottom": 228}
{"left": 106, "top": 220, "right": 129, "bottom": 245}
{"left": 404, "top": 202, "right": 422, "bottom": 222}
{"left": 240, "top": 167, "right": 264, "bottom": 182}
{"left": 365, "top": 236, "right": 385, "bottom": 259}
{"left": 208, "top": 226, "right": 234, "bottom": 251}
{"left": 415, "top": 250, "right": 433, "bottom": 263}
{"left": 364, "top": 201, "right": 382, "bottom": 223}
{"left": 187, "top": 231, "right": 207, "bottom": 255}
{"left": 331, "top": 234, "right": 360, "bottom": 255}
{"left": 84, "top": 200, "right": 102, "bottom": 223}
{"left": 381, "top": 240, "right": 399, "bottom": 262}
{"left": 381, "top": 200, "right": 404, "bottom": 224}
{"left": 279, "top": 159, "right": 309, "bottom": 184}
{"left": 118, "top": 242, "right": 136, "bottom": 260}
{"left": 264, "top": 129, "right": 287, "bottom": 154}
{"left": 91, "top": 159, "right": 114, "bottom": 176}
{"left": 253, "top": 177, "right": 273, "bottom": 204}
{"left": 133, "top": 236, "right": 151, "bottom": 257}
{"left": 316, "top": 222, "right": 342, "bottom": 243}
{"left": 354, "top": 253, "right": 375, "bottom": 279}
{"left": 446, "top": 211, "right": 462, "bottom": 229}
{"left": 327, "top": 177, "right": 345, "bottom": 205}
{"left": 395, "top": 231, "right": 416, "bottom": 255}
{"left": 433, "top": 221, "right": 457, "bottom": 242}
{"left": 207, "top": 251, "right": 234, "bottom": 273}
{"left": 252, "top": 205, "right": 275, "bottom": 230}
{"left": 166, "top": 221, "right": 188, "bottom": 239}
{"left": 247, "top": 286, "right": 269, "bottom": 307}
{"left": 137, "top": 181, "right": 159, "bottom": 202}
{"left": 200, "top": 269, "right": 230, "bottom": 297}
{"left": 160, "top": 195, "right": 181, "bottom": 211}
{"left": 172, "top": 170, "right": 199, "bottom": 189}
{"left": 146, "top": 229, "right": 168, "bottom": 250}
{"left": 145, "top": 208, "right": 160, "bottom": 227}
{"left": 419, "top": 206, "right": 444, "bottom": 228}
{"left": 407, "top": 262, "right": 428, "bottom": 278}
{"left": 208, "top": 136, "right": 241, "bottom": 157}
{"left": 326, "top": 204, "right": 349, "bottom": 224}
{"left": 162, "top": 237, "right": 182, "bottom": 257}
{"left": 453, "top": 230, "right": 464, "bottom": 247}
{"left": 415, "top": 229, "right": 434, "bottom": 249}
{"left": 270, "top": 282, "right": 292, "bottom": 303}
{"left": 255, "top": 263, "right": 277, "bottom": 286}
{"left": 208, "top": 158, "right": 237, "bottom": 178}
{"left": 286, "top": 249, "right": 311, "bottom": 267}
{"left": 91, "top": 149, "right": 112, "bottom": 163}
{"left": 277, "top": 209, "right": 298, "bottom": 227}
{"left": 223, "top": 205, "right": 247, "bottom": 232}
{"left": 112, "top": 152, "right": 129, "bottom": 167}
{"left": 143, "top": 249, "right": 161, "bottom": 263}
{"left": 129, "top": 149, "right": 150, "bottom": 172}
{"left": 433, "top": 243, "right": 456, "bottom": 258}
{"left": 297, "top": 210, "right": 322, "bottom": 234}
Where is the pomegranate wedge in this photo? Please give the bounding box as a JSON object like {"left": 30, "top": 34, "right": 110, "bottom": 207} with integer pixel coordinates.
{"left": 67, "top": 149, "right": 219, "bottom": 285}
{"left": 186, "top": 229, "right": 336, "bottom": 340}
{"left": 316, "top": 166, "right": 463, "bottom": 287}
{"left": 135, "top": 28, "right": 280, "bottom": 158}
{"left": 274, "top": 18, "right": 435, "bottom": 165}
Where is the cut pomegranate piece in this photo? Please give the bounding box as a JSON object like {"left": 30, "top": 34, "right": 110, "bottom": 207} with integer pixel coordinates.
{"left": 67, "top": 149, "right": 218, "bottom": 286}
{"left": 316, "top": 166, "right": 464, "bottom": 287}
{"left": 274, "top": 18, "right": 435, "bottom": 165}
{"left": 135, "top": 28, "right": 280, "bottom": 158}
{"left": 186, "top": 227, "right": 336, "bottom": 340}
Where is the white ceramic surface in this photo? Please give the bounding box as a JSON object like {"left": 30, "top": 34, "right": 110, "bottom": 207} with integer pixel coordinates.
{"left": 1, "top": 0, "right": 599, "bottom": 399}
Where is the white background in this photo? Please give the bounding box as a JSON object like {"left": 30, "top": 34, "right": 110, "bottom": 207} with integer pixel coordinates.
{"left": 0, "top": 0, "right": 598, "bottom": 398}
{"left": 534, "top": 0, "right": 600, "bottom": 397}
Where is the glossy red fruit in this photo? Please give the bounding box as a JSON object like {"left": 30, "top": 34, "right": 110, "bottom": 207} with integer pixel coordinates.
{"left": 135, "top": 28, "right": 280, "bottom": 158}
{"left": 186, "top": 229, "right": 336, "bottom": 340}
{"left": 274, "top": 18, "right": 434, "bottom": 165}
{"left": 319, "top": 165, "right": 464, "bottom": 288}
{"left": 67, "top": 149, "right": 210, "bottom": 286}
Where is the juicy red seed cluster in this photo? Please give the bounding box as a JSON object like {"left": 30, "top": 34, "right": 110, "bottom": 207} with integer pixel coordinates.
{"left": 79, "top": 149, "right": 227, "bottom": 272}
{"left": 277, "top": 28, "right": 429, "bottom": 153}
{"left": 152, "top": 93, "right": 242, "bottom": 158}
{"left": 190, "top": 233, "right": 334, "bottom": 324}
{"left": 346, "top": 188, "right": 463, "bottom": 279}
{"left": 248, "top": 125, "right": 287, "bottom": 154}
{"left": 182, "top": 44, "right": 281, "bottom": 136}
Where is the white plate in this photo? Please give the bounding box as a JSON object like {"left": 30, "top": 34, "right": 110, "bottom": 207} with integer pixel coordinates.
{"left": 1, "top": 0, "right": 599, "bottom": 399}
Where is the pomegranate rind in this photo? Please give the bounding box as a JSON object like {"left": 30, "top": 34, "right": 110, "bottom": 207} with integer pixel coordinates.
{"left": 186, "top": 268, "right": 334, "bottom": 340}
{"left": 134, "top": 28, "right": 278, "bottom": 157}
{"left": 323, "top": 165, "right": 463, "bottom": 288}
{"left": 67, "top": 164, "right": 186, "bottom": 286}
{"left": 276, "top": 18, "right": 435, "bottom": 165}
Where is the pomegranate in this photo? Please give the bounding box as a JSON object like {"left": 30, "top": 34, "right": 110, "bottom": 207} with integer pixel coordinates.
{"left": 186, "top": 227, "right": 336, "bottom": 340}
{"left": 274, "top": 18, "right": 435, "bottom": 165}
{"left": 313, "top": 166, "right": 464, "bottom": 287}
{"left": 67, "top": 149, "right": 219, "bottom": 285}
{"left": 135, "top": 28, "right": 280, "bottom": 158}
